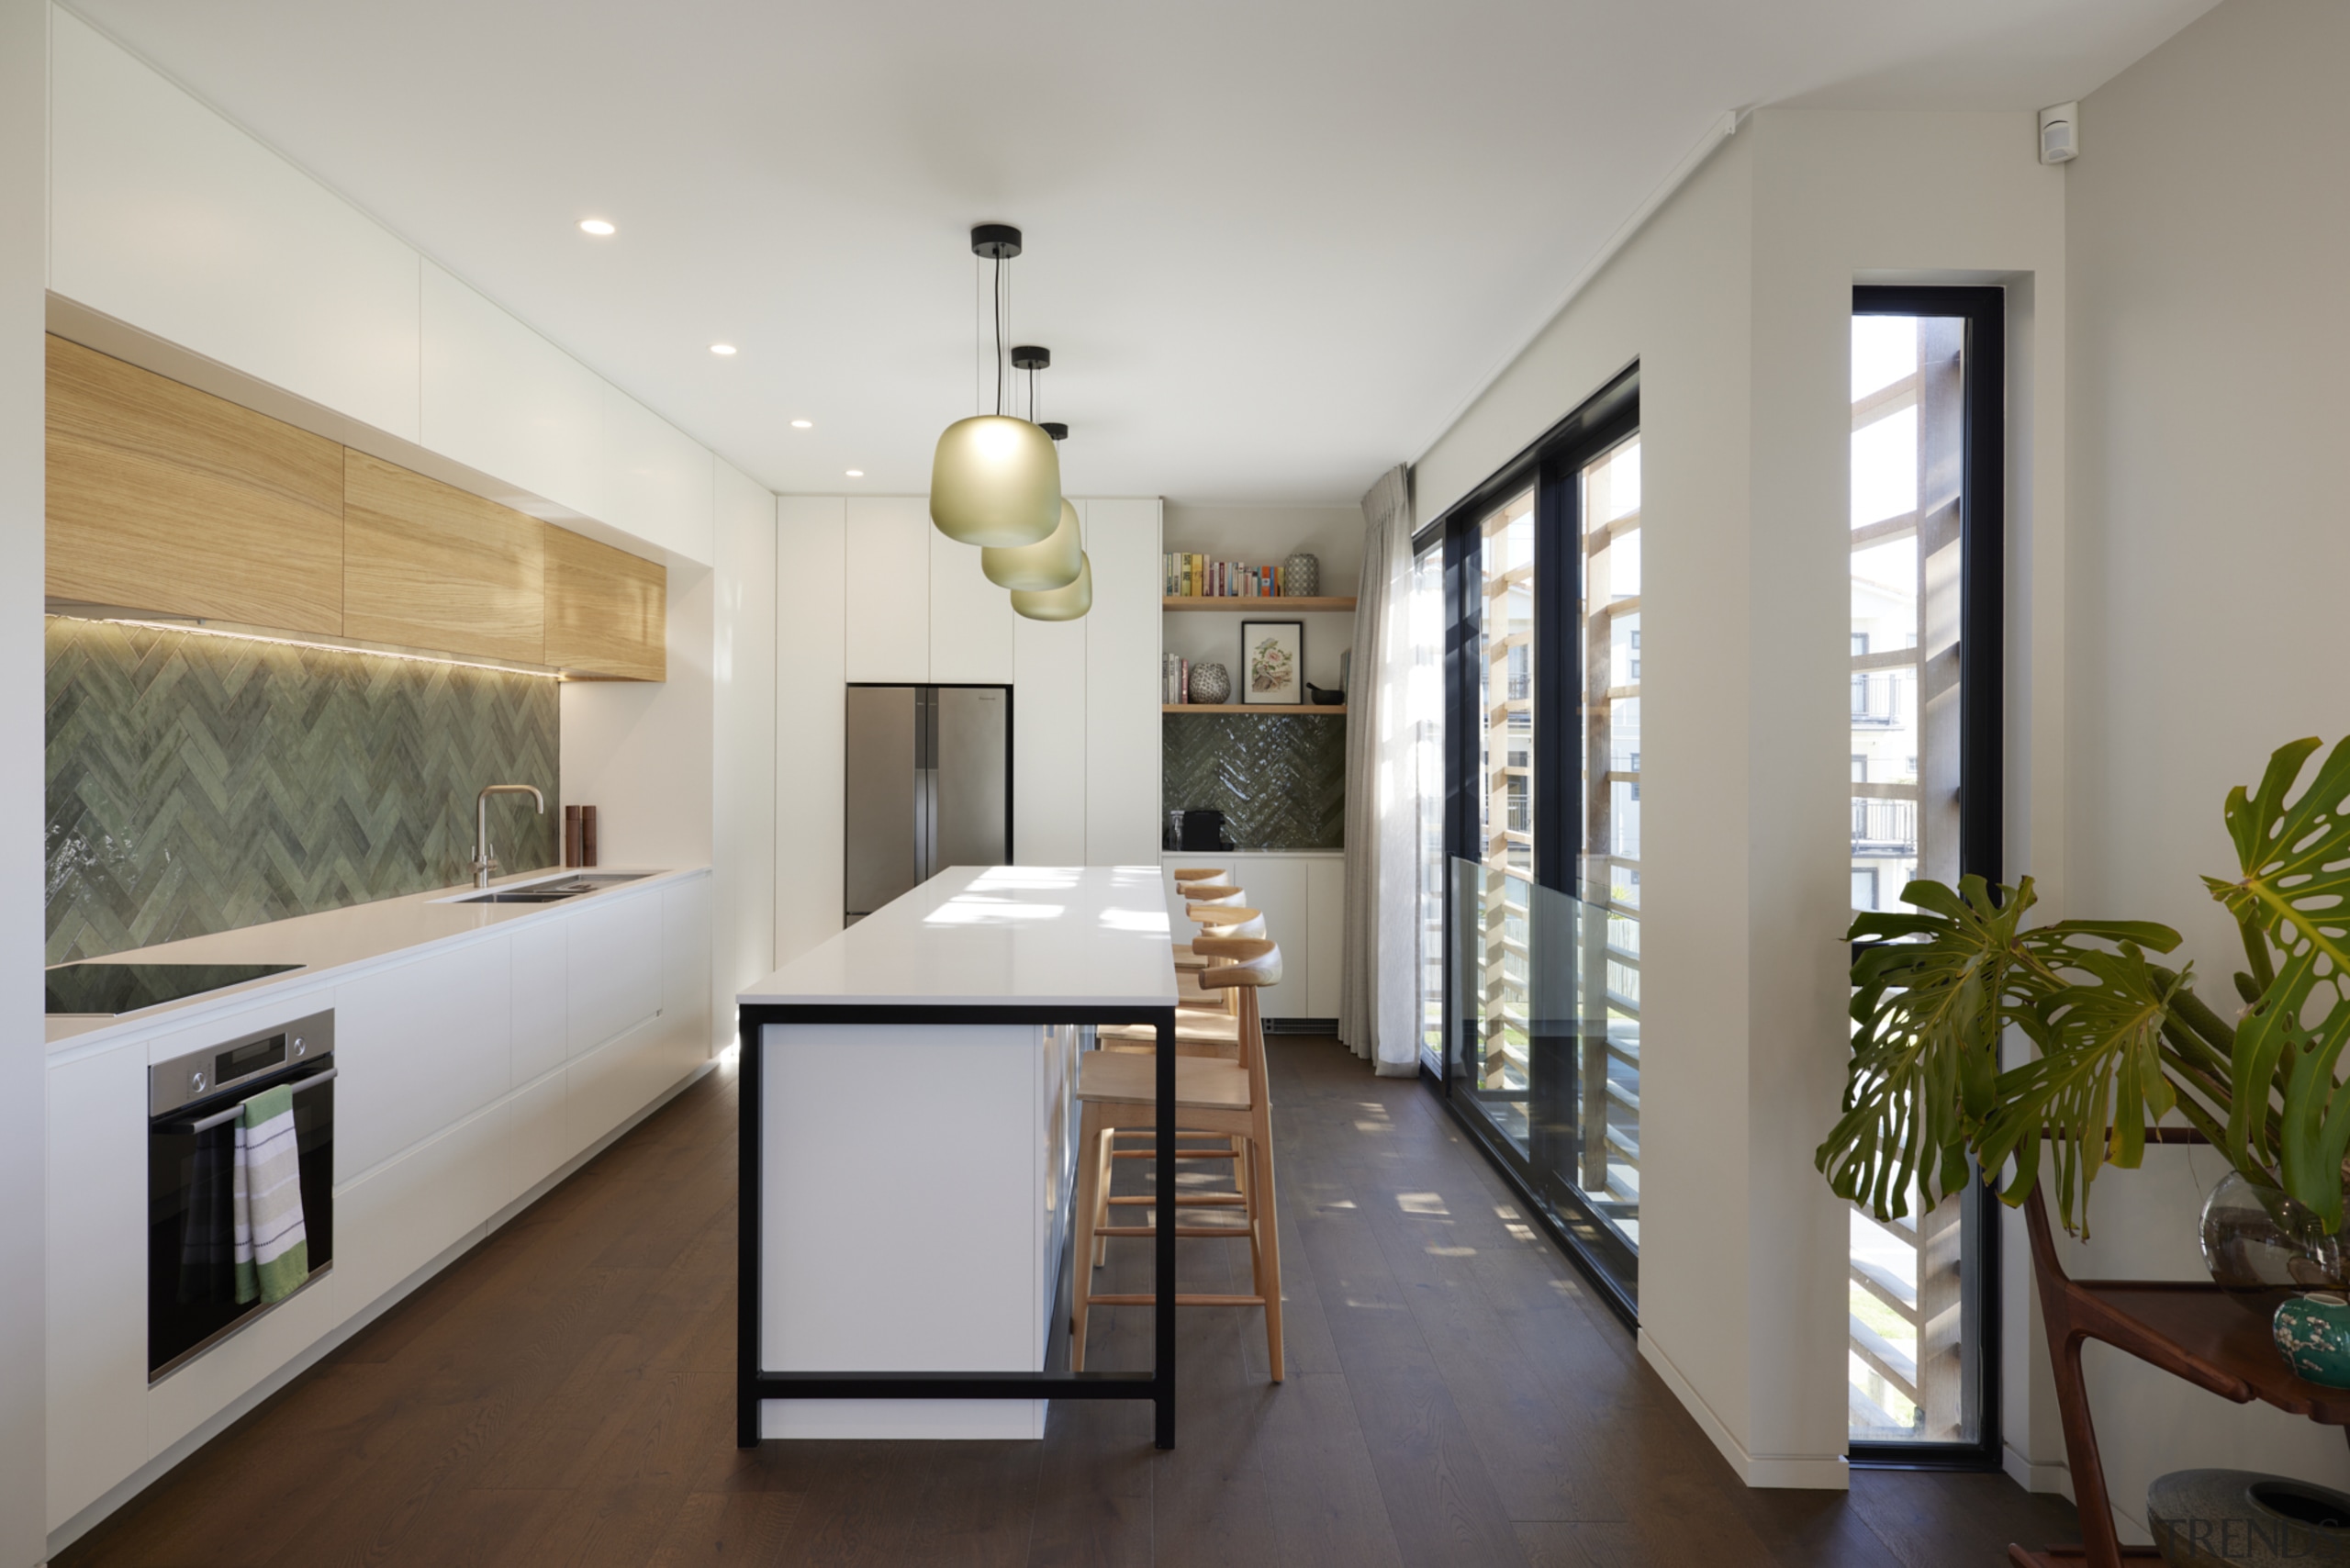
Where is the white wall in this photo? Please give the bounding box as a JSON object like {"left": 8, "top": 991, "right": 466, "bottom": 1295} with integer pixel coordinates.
{"left": 2, "top": 0, "right": 46, "bottom": 1558}
{"left": 767, "top": 496, "right": 1161, "bottom": 970}
{"left": 1412, "top": 106, "right": 2065, "bottom": 1489}
{"left": 774, "top": 497, "right": 847, "bottom": 969}
{"left": 713, "top": 462, "right": 778, "bottom": 1040}
{"left": 2058, "top": 0, "right": 2350, "bottom": 1537}
{"left": 561, "top": 562, "right": 716, "bottom": 863}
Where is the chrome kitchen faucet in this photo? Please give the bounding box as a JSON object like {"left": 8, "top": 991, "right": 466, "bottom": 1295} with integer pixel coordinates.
{"left": 471, "top": 784, "right": 545, "bottom": 889}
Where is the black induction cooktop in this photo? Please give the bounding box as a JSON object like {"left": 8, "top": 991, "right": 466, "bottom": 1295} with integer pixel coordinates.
{"left": 44, "top": 961, "right": 305, "bottom": 1015}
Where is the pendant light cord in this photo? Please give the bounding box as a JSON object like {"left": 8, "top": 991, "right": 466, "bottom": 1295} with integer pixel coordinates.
{"left": 993, "top": 254, "right": 1006, "bottom": 417}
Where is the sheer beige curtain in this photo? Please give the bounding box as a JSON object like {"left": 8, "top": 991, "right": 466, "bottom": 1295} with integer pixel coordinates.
{"left": 1338, "top": 465, "right": 1421, "bottom": 1075}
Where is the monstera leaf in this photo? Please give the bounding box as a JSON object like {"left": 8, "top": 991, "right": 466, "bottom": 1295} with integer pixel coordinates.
{"left": 2205, "top": 735, "right": 2350, "bottom": 1218}
{"left": 1975, "top": 943, "right": 2191, "bottom": 1238}
{"left": 1817, "top": 878, "right": 2021, "bottom": 1224}
{"left": 1819, "top": 874, "right": 2188, "bottom": 1233}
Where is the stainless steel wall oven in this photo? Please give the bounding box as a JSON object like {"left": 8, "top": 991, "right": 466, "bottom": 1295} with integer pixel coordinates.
{"left": 147, "top": 1009, "right": 335, "bottom": 1380}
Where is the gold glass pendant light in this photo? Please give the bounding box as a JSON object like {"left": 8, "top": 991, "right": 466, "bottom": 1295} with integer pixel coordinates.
{"left": 930, "top": 225, "right": 1060, "bottom": 547}
{"left": 983, "top": 350, "right": 1080, "bottom": 589}
{"left": 1012, "top": 550, "right": 1092, "bottom": 621}
{"left": 985, "top": 497, "right": 1081, "bottom": 589}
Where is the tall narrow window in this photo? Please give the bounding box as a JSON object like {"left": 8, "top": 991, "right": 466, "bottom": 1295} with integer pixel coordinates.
{"left": 1845, "top": 288, "right": 2002, "bottom": 1464}
{"left": 1431, "top": 366, "right": 1640, "bottom": 1318}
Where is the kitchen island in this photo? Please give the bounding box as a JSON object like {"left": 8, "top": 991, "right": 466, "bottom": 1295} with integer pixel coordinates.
{"left": 737, "top": 865, "right": 1181, "bottom": 1446}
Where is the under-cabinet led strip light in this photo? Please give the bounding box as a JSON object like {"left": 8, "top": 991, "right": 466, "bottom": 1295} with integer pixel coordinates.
{"left": 48, "top": 612, "right": 567, "bottom": 679}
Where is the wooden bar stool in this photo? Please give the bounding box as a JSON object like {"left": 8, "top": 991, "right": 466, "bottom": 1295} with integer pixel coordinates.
{"left": 1102, "top": 903, "right": 1263, "bottom": 1053}
{"left": 1172, "top": 880, "right": 1244, "bottom": 971}
{"left": 1071, "top": 936, "right": 1285, "bottom": 1380}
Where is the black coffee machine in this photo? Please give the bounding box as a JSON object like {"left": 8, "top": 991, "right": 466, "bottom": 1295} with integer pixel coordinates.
{"left": 1179, "top": 809, "right": 1231, "bottom": 852}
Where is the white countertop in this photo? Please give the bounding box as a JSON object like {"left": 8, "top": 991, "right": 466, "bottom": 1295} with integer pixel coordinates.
{"left": 46, "top": 865, "right": 709, "bottom": 1049}
{"left": 740, "top": 866, "right": 1180, "bottom": 1010}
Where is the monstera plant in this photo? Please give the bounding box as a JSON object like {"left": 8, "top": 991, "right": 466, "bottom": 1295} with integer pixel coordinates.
{"left": 1818, "top": 735, "right": 2350, "bottom": 1239}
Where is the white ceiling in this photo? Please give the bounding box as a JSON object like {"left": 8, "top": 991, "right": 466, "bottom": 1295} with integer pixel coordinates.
{"left": 71, "top": 0, "right": 2213, "bottom": 506}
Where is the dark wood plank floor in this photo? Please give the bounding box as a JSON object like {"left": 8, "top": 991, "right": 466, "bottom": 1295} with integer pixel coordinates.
{"left": 62, "top": 1036, "right": 2080, "bottom": 1567}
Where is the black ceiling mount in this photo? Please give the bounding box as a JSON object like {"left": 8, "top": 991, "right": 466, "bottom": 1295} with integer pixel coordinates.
{"left": 970, "top": 223, "right": 1023, "bottom": 259}
{"left": 1040, "top": 421, "right": 1069, "bottom": 442}
{"left": 1010, "top": 344, "right": 1050, "bottom": 370}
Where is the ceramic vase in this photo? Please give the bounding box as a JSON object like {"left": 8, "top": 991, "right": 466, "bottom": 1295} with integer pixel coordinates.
{"left": 2147, "top": 1468, "right": 2350, "bottom": 1566}
{"left": 2274, "top": 1293, "right": 2350, "bottom": 1388}
{"left": 1283, "top": 552, "right": 1319, "bottom": 598}
{"left": 1188, "top": 663, "right": 1232, "bottom": 704}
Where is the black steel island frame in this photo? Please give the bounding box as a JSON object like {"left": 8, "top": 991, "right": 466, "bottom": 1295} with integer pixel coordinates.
{"left": 736, "top": 1002, "right": 1181, "bottom": 1450}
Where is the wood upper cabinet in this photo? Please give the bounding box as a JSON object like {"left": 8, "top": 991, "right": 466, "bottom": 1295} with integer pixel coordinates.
{"left": 543, "top": 526, "right": 666, "bottom": 680}
{"left": 45, "top": 336, "right": 346, "bottom": 634}
{"left": 342, "top": 452, "right": 545, "bottom": 665}
{"left": 45, "top": 333, "right": 668, "bottom": 680}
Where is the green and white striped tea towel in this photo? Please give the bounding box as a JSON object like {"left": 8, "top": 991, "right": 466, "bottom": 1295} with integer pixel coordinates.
{"left": 232, "top": 1082, "right": 309, "bottom": 1305}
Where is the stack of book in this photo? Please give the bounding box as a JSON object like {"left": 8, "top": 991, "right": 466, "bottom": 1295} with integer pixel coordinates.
{"left": 1163, "top": 554, "right": 1295, "bottom": 598}
{"left": 1161, "top": 654, "right": 1192, "bottom": 704}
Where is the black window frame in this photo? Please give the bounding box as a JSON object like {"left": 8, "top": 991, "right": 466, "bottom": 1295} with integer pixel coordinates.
{"left": 1848, "top": 283, "right": 2005, "bottom": 1473}
{"left": 1418, "top": 363, "right": 1643, "bottom": 1327}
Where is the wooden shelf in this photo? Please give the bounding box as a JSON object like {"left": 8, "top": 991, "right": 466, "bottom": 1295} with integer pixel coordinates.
{"left": 1162, "top": 596, "right": 1356, "bottom": 612}
{"left": 1164, "top": 704, "right": 1346, "bottom": 715}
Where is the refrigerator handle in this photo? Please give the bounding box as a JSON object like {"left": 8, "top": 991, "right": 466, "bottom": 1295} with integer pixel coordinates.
{"left": 917, "top": 689, "right": 939, "bottom": 880}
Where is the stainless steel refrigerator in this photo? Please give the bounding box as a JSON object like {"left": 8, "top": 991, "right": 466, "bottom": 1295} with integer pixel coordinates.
{"left": 844, "top": 685, "right": 1012, "bottom": 922}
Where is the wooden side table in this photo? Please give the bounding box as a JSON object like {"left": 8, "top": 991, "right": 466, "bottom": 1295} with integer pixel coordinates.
{"left": 2010, "top": 1157, "right": 2350, "bottom": 1567}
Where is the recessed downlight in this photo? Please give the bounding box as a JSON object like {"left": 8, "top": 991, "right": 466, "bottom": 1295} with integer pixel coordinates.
{"left": 577, "top": 218, "right": 616, "bottom": 236}
{"left": 845, "top": 470, "right": 865, "bottom": 478}
{"left": 710, "top": 342, "right": 738, "bottom": 356}
{"left": 790, "top": 419, "right": 812, "bottom": 429}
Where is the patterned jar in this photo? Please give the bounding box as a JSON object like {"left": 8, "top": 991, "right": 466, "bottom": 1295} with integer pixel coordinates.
{"left": 1282, "top": 553, "right": 1319, "bottom": 598}
{"left": 1188, "top": 663, "right": 1233, "bottom": 704}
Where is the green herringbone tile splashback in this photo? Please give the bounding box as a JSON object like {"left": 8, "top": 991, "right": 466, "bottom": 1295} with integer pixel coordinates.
{"left": 1162, "top": 711, "right": 1346, "bottom": 849}
{"left": 46, "top": 618, "right": 560, "bottom": 964}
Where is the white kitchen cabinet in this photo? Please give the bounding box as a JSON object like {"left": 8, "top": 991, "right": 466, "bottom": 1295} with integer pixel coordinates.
{"left": 565, "top": 890, "right": 665, "bottom": 1060}
{"left": 1305, "top": 857, "right": 1346, "bottom": 1020}
{"left": 49, "top": 12, "right": 422, "bottom": 443}
{"left": 45, "top": 1046, "right": 149, "bottom": 1529}
{"left": 928, "top": 525, "right": 1013, "bottom": 683}
{"left": 503, "top": 1070, "right": 574, "bottom": 1206}
{"left": 41, "top": 873, "right": 714, "bottom": 1541}
{"left": 1013, "top": 610, "right": 1087, "bottom": 865}
{"left": 144, "top": 1258, "right": 341, "bottom": 1464}
{"left": 601, "top": 385, "right": 716, "bottom": 566}
{"left": 420, "top": 263, "right": 610, "bottom": 523}
{"left": 664, "top": 874, "right": 716, "bottom": 1065}
{"left": 776, "top": 497, "right": 847, "bottom": 968}
{"left": 333, "top": 1098, "right": 511, "bottom": 1315}
{"left": 334, "top": 936, "right": 513, "bottom": 1182}
{"left": 509, "top": 917, "right": 570, "bottom": 1088}
{"left": 1083, "top": 498, "right": 1162, "bottom": 864}
{"left": 843, "top": 497, "right": 931, "bottom": 683}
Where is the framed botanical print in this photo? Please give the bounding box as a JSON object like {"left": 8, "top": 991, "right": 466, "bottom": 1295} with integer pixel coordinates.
{"left": 1240, "top": 620, "right": 1304, "bottom": 705}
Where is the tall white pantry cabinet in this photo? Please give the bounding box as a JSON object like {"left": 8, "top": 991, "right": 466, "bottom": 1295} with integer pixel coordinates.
{"left": 773, "top": 497, "right": 1163, "bottom": 969}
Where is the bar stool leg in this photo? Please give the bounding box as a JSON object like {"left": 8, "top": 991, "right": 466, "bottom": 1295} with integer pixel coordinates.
{"left": 1071, "top": 1103, "right": 1109, "bottom": 1371}
{"left": 1250, "top": 1132, "right": 1285, "bottom": 1382}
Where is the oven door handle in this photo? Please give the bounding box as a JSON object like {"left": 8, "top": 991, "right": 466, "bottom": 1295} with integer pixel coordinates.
{"left": 163, "top": 1066, "right": 337, "bottom": 1134}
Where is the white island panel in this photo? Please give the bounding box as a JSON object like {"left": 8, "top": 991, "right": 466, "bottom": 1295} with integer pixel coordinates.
{"left": 762, "top": 1022, "right": 1046, "bottom": 1439}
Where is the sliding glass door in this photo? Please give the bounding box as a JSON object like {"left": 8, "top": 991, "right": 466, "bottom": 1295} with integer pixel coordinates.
{"left": 1426, "top": 368, "right": 1640, "bottom": 1317}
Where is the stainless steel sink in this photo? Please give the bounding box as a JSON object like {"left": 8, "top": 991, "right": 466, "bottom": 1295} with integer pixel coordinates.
{"left": 453, "top": 871, "right": 655, "bottom": 905}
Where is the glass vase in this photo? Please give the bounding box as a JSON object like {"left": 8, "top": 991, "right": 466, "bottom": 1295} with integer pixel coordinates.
{"left": 2201, "top": 1168, "right": 2350, "bottom": 1313}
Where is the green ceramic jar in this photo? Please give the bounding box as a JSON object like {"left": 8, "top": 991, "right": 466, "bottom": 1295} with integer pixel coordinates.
{"left": 2272, "top": 1292, "right": 2350, "bottom": 1388}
